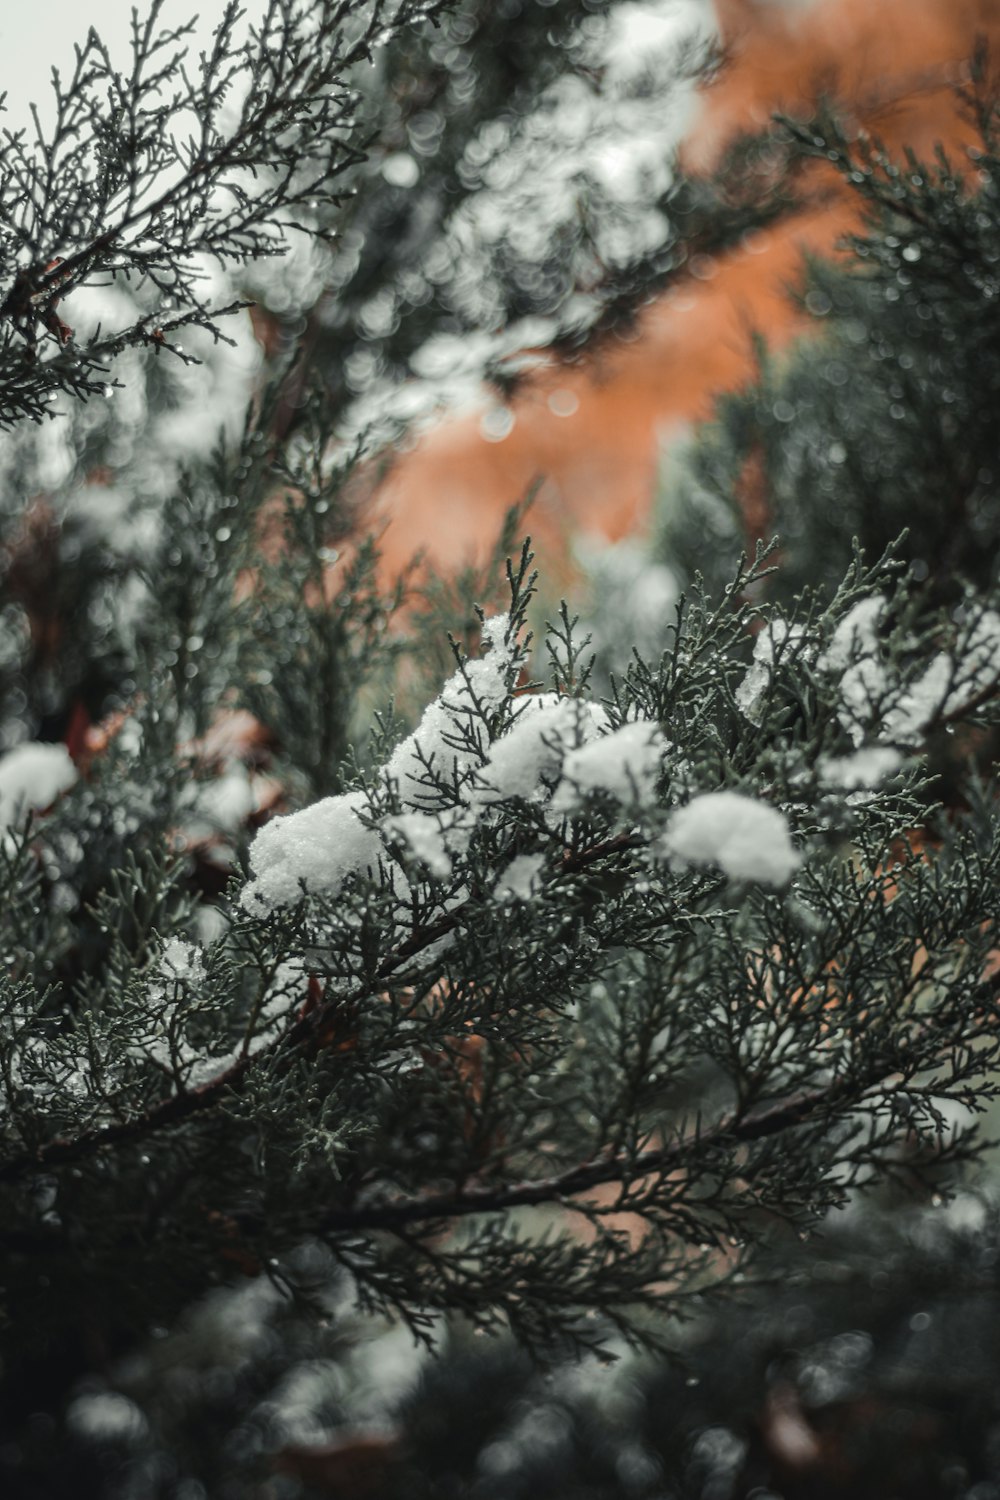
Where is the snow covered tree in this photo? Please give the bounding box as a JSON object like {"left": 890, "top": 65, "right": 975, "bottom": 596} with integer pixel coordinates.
{"left": 5, "top": 3, "right": 1000, "bottom": 1497}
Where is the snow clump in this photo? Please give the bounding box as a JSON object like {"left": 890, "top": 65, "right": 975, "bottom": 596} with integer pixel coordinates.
{"left": 880, "top": 654, "right": 953, "bottom": 745}
{"left": 383, "top": 809, "right": 461, "bottom": 878}
{"left": 241, "top": 612, "right": 670, "bottom": 915}
{"left": 879, "top": 607, "right": 1000, "bottom": 743}
{"left": 818, "top": 746, "right": 902, "bottom": 789}
{"left": 479, "top": 694, "right": 607, "bottom": 803}
{"left": 659, "top": 791, "right": 800, "bottom": 886}
{"left": 147, "top": 938, "right": 208, "bottom": 1005}
{"left": 243, "top": 616, "right": 516, "bottom": 911}
{"left": 242, "top": 791, "right": 383, "bottom": 912}
{"left": 157, "top": 937, "right": 207, "bottom": 985}
{"left": 551, "top": 719, "right": 664, "bottom": 811}
{"left": 0, "top": 742, "right": 78, "bottom": 830}
{"left": 818, "top": 595, "right": 1000, "bottom": 749}
{"left": 386, "top": 613, "right": 515, "bottom": 806}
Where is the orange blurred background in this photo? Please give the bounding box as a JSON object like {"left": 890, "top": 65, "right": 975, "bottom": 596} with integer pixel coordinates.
{"left": 369, "top": 0, "right": 1000, "bottom": 584}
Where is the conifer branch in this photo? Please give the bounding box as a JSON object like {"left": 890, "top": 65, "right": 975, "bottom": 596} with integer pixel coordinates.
{"left": 0, "top": 830, "right": 647, "bottom": 1183}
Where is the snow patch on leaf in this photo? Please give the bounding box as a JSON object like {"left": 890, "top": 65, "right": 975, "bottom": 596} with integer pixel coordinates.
{"left": 819, "top": 596, "right": 888, "bottom": 746}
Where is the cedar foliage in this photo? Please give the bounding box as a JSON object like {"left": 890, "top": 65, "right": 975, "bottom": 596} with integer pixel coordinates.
{"left": 3, "top": 5, "right": 1000, "bottom": 1498}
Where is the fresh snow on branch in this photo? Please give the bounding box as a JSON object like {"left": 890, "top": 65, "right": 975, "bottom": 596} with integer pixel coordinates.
{"left": 550, "top": 719, "right": 665, "bottom": 812}
{"left": 242, "top": 790, "right": 384, "bottom": 913}
{"left": 659, "top": 791, "right": 801, "bottom": 887}
{"left": 819, "top": 595, "right": 1000, "bottom": 748}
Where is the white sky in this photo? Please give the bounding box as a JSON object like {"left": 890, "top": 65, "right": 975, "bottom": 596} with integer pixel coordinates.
{"left": 0, "top": 1, "right": 267, "bottom": 132}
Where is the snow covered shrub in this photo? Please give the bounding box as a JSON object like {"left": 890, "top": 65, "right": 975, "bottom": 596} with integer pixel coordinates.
{"left": 6, "top": 533, "right": 1000, "bottom": 1392}
{"left": 6, "top": 1, "right": 1000, "bottom": 1490}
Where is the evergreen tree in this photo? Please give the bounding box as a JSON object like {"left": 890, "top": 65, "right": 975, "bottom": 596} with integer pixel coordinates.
{"left": 4, "top": 4, "right": 1000, "bottom": 1498}
{"left": 659, "top": 48, "right": 1000, "bottom": 606}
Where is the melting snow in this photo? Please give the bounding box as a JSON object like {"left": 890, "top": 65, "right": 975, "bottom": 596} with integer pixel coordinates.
{"left": 735, "top": 619, "right": 808, "bottom": 725}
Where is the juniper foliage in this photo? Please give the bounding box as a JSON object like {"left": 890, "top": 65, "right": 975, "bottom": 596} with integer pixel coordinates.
{"left": 3, "top": 5, "right": 1000, "bottom": 1498}
{"left": 7, "top": 516, "right": 1000, "bottom": 1465}
{"left": 0, "top": 0, "right": 457, "bottom": 425}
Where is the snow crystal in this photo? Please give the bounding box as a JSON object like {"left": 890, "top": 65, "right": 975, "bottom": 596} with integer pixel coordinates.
{"left": 148, "top": 937, "right": 207, "bottom": 1005}
{"left": 0, "top": 742, "right": 77, "bottom": 829}
{"left": 551, "top": 719, "right": 664, "bottom": 811}
{"left": 736, "top": 619, "right": 807, "bottom": 725}
{"left": 819, "top": 596, "right": 888, "bottom": 746}
{"left": 819, "top": 746, "right": 902, "bottom": 789}
{"left": 241, "top": 791, "right": 383, "bottom": 912}
{"left": 659, "top": 791, "right": 800, "bottom": 886}
{"left": 385, "top": 613, "right": 514, "bottom": 805}
{"left": 494, "top": 851, "right": 546, "bottom": 902}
